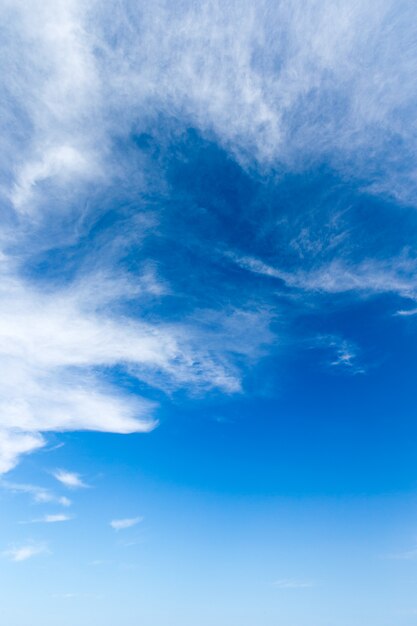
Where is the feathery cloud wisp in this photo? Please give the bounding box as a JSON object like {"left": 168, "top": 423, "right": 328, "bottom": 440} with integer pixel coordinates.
{"left": 0, "top": 480, "right": 71, "bottom": 506}
{"left": 42, "top": 513, "right": 71, "bottom": 523}
{"left": 3, "top": 543, "right": 47, "bottom": 562}
{"left": 110, "top": 517, "right": 143, "bottom": 531}
{"left": 53, "top": 470, "right": 87, "bottom": 490}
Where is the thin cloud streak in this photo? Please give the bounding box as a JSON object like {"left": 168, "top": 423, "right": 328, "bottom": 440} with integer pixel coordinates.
{"left": 3, "top": 543, "right": 47, "bottom": 562}
{"left": 0, "top": 480, "right": 71, "bottom": 506}
{"left": 229, "top": 253, "right": 417, "bottom": 302}
{"left": 20, "top": 514, "right": 72, "bottom": 524}
{"left": 110, "top": 517, "right": 143, "bottom": 531}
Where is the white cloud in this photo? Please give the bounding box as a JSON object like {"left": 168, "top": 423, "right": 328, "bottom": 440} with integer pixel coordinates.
{"left": 315, "top": 335, "right": 365, "bottom": 375}
{"left": 0, "top": 261, "right": 269, "bottom": 472}
{"left": 1, "top": 0, "right": 415, "bottom": 475}
{"left": 1, "top": 480, "right": 72, "bottom": 506}
{"left": 44, "top": 513, "right": 71, "bottom": 522}
{"left": 3, "top": 543, "right": 47, "bottom": 562}
{"left": 230, "top": 253, "right": 417, "bottom": 302}
{"left": 395, "top": 308, "right": 417, "bottom": 317}
{"left": 330, "top": 345, "right": 362, "bottom": 372}
{"left": 291, "top": 259, "right": 417, "bottom": 298}
{"left": 110, "top": 516, "right": 143, "bottom": 531}
{"left": 11, "top": 145, "right": 95, "bottom": 212}
{"left": 53, "top": 470, "right": 87, "bottom": 489}
{"left": 2, "top": 0, "right": 417, "bottom": 209}
{"left": 0, "top": 431, "right": 44, "bottom": 474}
{"left": 1, "top": 0, "right": 103, "bottom": 214}
{"left": 226, "top": 253, "right": 288, "bottom": 282}
{"left": 94, "top": 0, "right": 417, "bottom": 202}
{"left": 0, "top": 253, "right": 273, "bottom": 472}
{"left": 32, "top": 514, "right": 72, "bottom": 523}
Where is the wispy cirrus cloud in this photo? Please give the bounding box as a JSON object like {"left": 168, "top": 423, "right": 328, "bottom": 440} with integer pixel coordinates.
{"left": 3, "top": 0, "right": 417, "bottom": 203}
{"left": 21, "top": 513, "right": 72, "bottom": 524}
{"left": 315, "top": 335, "right": 365, "bottom": 375}
{"left": 229, "top": 253, "right": 417, "bottom": 302}
{"left": 0, "top": 480, "right": 71, "bottom": 506}
{"left": 110, "top": 517, "right": 143, "bottom": 531}
{"left": 1, "top": 0, "right": 417, "bottom": 476}
{"left": 3, "top": 543, "right": 47, "bottom": 562}
{"left": 53, "top": 470, "right": 87, "bottom": 490}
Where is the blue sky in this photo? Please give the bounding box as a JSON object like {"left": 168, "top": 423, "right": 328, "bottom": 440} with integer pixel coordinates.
{"left": 1, "top": 1, "right": 417, "bottom": 624}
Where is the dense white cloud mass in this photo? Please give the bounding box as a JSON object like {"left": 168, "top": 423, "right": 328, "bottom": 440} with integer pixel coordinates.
{"left": 1, "top": 0, "right": 416, "bottom": 472}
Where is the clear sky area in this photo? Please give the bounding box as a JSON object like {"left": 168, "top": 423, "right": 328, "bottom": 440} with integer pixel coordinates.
{"left": 1, "top": 2, "right": 417, "bottom": 625}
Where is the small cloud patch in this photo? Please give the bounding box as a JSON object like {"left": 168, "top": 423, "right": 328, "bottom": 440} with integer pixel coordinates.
{"left": 53, "top": 470, "right": 88, "bottom": 490}
{"left": 3, "top": 543, "right": 47, "bottom": 562}
{"left": 110, "top": 517, "right": 143, "bottom": 531}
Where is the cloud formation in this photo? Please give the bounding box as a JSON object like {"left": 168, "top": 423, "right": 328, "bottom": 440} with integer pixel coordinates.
{"left": 52, "top": 470, "right": 87, "bottom": 490}
{"left": 3, "top": 543, "right": 47, "bottom": 562}
{"left": 229, "top": 253, "right": 417, "bottom": 302}
{"left": 20, "top": 513, "right": 72, "bottom": 525}
{"left": 110, "top": 517, "right": 143, "bottom": 531}
{"left": 0, "top": 259, "right": 269, "bottom": 471}
{"left": 0, "top": 480, "right": 71, "bottom": 506}
{"left": 3, "top": 0, "right": 417, "bottom": 209}
{"left": 37, "top": 514, "right": 72, "bottom": 523}
{"left": 1, "top": 0, "right": 417, "bottom": 473}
